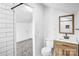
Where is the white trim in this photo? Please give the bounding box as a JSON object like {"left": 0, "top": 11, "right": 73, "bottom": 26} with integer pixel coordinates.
{"left": 12, "top": 9, "right": 16, "bottom": 56}
{"left": 32, "top": 11, "right": 35, "bottom": 56}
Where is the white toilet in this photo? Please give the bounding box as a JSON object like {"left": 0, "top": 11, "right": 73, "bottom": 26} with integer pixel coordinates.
{"left": 41, "top": 40, "right": 53, "bottom": 56}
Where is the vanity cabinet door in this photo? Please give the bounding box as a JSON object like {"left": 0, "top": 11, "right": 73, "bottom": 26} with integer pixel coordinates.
{"left": 54, "top": 46, "right": 65, "bottom": 56}
{"left": 69, "top": 49, "right": 77, "bottom": 56}
{"left": 54, "top": 46, "right": 77, "bottom": 56}
{"left": 54, "top": 40, "right": 78, "bottom": 56}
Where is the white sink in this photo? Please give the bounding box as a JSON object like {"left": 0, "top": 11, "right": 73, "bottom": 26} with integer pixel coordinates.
{"left": 55, "top": 39, "right": 79, "bottom": 44}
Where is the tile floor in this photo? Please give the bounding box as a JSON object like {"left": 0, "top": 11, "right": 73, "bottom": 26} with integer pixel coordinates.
{"left": 16, "top": 38, "right": 33, "bottom": 56}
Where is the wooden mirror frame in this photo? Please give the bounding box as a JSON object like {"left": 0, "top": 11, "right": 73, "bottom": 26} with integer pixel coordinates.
{"left": 59, "top": 14, "right": 74, "bottom": 34}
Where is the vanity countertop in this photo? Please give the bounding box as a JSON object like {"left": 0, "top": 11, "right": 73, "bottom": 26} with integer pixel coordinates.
{"left": 55, "top": 39, "right": 79, "bottom": 44}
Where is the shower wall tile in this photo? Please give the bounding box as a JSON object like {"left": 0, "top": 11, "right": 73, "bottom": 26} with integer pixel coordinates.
{"left": 0, "top": 52, "right": 6, "bottom": 56}
{"left": 0, "top": 4, "right": 14, "bottom": 56}
{"left": 7, "top": 48, "right": 13, "bottom": 56}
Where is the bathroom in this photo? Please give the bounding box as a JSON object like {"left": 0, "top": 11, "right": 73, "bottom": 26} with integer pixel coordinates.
{"left": 0, "top": 3, "right": 79, "bottom": 56}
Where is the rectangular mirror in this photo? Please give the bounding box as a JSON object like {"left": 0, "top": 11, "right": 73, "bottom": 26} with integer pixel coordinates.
{"left": 59, "top": 14, "right": 74, "bottom": 34}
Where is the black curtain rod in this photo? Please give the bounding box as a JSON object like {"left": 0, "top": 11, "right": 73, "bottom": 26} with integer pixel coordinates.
{"left": 11, "top": 3, "right": 24, "bottom": 10}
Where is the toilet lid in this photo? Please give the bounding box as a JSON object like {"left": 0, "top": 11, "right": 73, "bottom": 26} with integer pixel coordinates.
{"left": 42, "top": 47, "right": 51, "bottom": 53}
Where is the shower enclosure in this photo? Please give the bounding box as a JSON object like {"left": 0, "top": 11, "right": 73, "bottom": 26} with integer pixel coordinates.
{"left": 0, "top": 3, "right": 33, "bottom": 56}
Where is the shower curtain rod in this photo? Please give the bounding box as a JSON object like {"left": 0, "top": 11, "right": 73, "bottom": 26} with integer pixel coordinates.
{"left": 11, "top": 3, "right": 24, "bottom": 10}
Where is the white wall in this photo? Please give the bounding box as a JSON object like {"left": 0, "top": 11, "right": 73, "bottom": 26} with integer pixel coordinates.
{"left": 33, "top": 4, "right": 45, "bottom": 56}
{"left": 75, "top": 11, "right": 79, "bottom": 41}
{"left": 14, "top": 4, "right": 32, "bottom": 23}
{"left": 14, "top": 4, "right": 33, "bottom": 42}
{"left": 16, "top": 23, "right": 32, "bottom": 42}
{"left": 44, "top": 7, "right": 79, "bottom": 46}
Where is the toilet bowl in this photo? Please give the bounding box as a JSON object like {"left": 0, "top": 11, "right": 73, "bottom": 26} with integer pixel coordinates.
{"left": 41, "top": 47, "right": 52, "bottom": 56}
{"left": 41, "top": 40, "right": 53, "bottom": 56}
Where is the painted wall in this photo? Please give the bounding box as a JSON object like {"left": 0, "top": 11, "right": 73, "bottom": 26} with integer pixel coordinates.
{"left": 33, "top": 4, "right": 45, "bottom": 56}
{"left": 14, "top": 4, "right": 32, "bottom": 42}
{"left": 16, "top": 23, "right": 32, "bottom": 42}
{"left": 14, "top": 4, "right": 32, "bottom": 23}
{"left": 44, "top": 7, "right": 79, "bottom": 47}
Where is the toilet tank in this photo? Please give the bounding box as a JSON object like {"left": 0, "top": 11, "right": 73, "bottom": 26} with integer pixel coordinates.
{"left": 46, "top": 40, "right": 54, "bottom": 48}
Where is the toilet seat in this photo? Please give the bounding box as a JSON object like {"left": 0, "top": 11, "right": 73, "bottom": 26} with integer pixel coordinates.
{"left": 41, "top": 47, "right": 52, "bottom": 56}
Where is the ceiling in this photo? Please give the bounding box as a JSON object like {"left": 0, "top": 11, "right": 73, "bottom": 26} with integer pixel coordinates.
{"left": 43, "top": 3, "right": 79, "bottom": 13}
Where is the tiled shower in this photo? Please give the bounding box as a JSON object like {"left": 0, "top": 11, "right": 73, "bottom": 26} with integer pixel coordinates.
{"left": 0, "top": 4, "right": 15, "bottom": 56}
{"left": 0, "top": 3, "right": 33, "bottom": 56}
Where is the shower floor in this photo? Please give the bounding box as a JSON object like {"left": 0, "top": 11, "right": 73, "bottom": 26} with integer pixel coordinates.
{"left": 16, "top": 38, "right": 33, "bottom": 56}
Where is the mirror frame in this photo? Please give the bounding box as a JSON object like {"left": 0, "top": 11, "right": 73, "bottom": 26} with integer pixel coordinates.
{"left": 59, "top": 14, "right": 74, "bottom": 34}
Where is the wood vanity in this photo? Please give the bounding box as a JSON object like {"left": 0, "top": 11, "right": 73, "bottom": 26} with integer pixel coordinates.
{"left": 53, "top": 40, "right": 79, "bottom": 56}
{"left": 53, "top": 14, "right": 78, "bottom": 56}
